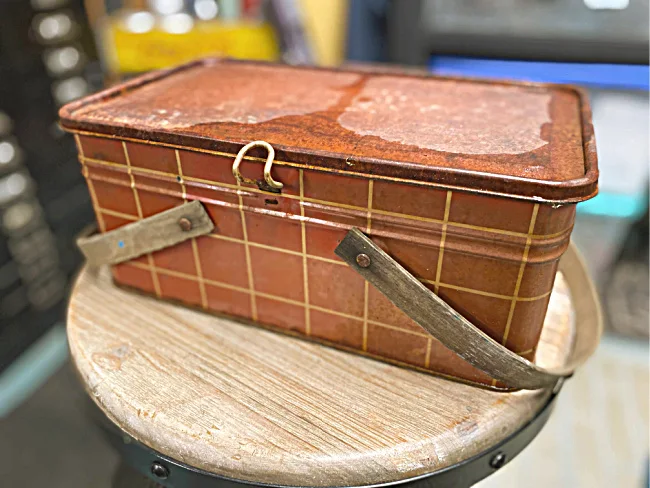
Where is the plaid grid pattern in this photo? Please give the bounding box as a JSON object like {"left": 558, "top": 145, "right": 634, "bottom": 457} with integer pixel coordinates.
{"left": 74, "top": 133, "right": 575, "bottom": 387}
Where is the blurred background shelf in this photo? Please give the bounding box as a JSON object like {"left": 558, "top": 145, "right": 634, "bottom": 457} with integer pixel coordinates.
{"left": 389, "top": 0, "right": 649, "bottom": 66}
{"left": 0, "top": 0, "right": 99, "bottom": 375}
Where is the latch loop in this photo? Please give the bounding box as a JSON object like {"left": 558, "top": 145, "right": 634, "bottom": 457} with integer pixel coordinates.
{"left": 232, "top": 141, "right": 284, "bottom": 191}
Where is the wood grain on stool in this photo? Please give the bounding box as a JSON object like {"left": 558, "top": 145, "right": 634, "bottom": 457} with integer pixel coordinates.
{"left": 67, "top": 267, "right": 574, "bottom": 487}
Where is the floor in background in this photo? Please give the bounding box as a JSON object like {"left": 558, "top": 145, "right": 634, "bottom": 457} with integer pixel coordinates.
{"left": 0, "top": 363, "right": 118, "bottom": 488}
{"left": 479, "top": 334, "right": 649, "bottom": 488}
{"left": 0, "top": 334, "right": 647, "bottom": 487}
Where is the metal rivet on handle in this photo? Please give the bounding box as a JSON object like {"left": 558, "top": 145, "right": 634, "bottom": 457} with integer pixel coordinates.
{"left": 178, "top": 217, "right": 192, "bottom": 232}
{"left": 356, "top": 253, "right": 371, "bottom": 268}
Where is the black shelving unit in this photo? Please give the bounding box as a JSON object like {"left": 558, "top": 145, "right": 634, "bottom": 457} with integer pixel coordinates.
{"left": 0, "top": 0, "right": 99, "bottom": 372}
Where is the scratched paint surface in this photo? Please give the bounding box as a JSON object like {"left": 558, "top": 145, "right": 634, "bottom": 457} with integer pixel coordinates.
{"left": 74, "top": 64, "right": 362, "bottom": 128}
{"left": 338, "top": 76, "right": 552, "bottom": 155}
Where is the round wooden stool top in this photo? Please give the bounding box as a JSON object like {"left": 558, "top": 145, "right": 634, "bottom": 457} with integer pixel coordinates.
{"left": 68, "top": 267, "right": 574, "bottom": 487}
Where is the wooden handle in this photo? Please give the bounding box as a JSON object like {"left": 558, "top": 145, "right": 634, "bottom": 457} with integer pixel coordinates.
{"left": 77, "top": 200, "right": 214, "bottom": 266}
{"left": 335, "top": 228, "right": 602, "bottom": 390}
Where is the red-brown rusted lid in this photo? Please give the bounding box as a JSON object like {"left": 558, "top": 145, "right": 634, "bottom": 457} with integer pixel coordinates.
{"left": 59, "top": 58, "right": 598, "bottom": 203}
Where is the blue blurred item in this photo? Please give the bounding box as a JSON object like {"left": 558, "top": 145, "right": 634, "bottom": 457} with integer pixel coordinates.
{"left": 429, "top": 56, "right": 649, "bottom": 91}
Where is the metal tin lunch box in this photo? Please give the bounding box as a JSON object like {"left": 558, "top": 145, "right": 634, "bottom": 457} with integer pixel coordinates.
{"left": 60, "top": 59, "right": 598, "bottom": 387}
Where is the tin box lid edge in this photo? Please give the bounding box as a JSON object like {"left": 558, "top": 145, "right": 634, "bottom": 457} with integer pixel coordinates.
{"left": 59, "top": 58, "right": 599, "bottom": 204}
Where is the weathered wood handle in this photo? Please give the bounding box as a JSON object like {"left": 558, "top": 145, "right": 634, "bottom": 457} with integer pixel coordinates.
{"left": 335, "top": 228, "right": 602, "bottom": 390}
{"left": 77, "top": 200, "right": 214, "bottom": 266}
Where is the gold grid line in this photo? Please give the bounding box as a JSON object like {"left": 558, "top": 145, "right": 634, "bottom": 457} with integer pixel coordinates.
{"left": 147, "top": 258, "right": 162, "bottom": 299}
{"left": 71, "top": 129, "right": 570, "bottom": 206}
{"left": 190, "top": 239, "right": 208, "bottom": 309}
{"left": 367, "top": 320, "right": 429, "bottom": 338}
{"left": 122, "top": 141, "right": 161, "bottom": 298}
{"left": 73, "top": 134, "right": 83, "bottom": 155}
{"left": 90, "top": 200, "right": 551, "bottom": 304}
{"left": 126, "top": 259, "right": 432, "bottom": 339}
{"left": 256, "top": 291, "right": 303, "bottom": 308}
{"left": 362, "top": 180, "right": 373, "bottom": 351}
{"left": 177, "top": 150, "right": 208, "bottom": 309}
{"left": 236, "top": 178, "right": 257, "bottom": 321}
{"left": 99, "top": 208, "right": 139, "bottom": 221}
{"left": 76, "top": 136, "right": 106, "bottom": 233}
{"left": 420, "top": 279, "right": 551, "bottom": 302}
{"left": 427, "top": 190, "right": 452, "bottom": 368}
{"left": 207, "top": 233, "right": 344, "bottom": 266}
{"left": 175, "top": 150, "right": 188, "bottom": 200}
{"left": 299, "top": 170, "right": 311, "bottom": 335}
{"left": 79, "top": 155, "right": 572, "bottom": 241}
{"left": 128, "top": 254, "right": 316, "bottom": 313}
{"left": 309, "top": 304, "right": 362, "bottom": 323}
{"left": 424, "top": 340, "right": 432, "bottom": 369}
{"left": 129, "top": 261, "right": 248, "bottom": 293}
{"left": 502, "top": 203, "right": 540, "bottom": 346}
{"left": 82, "top": 156, "right": 133, "bottom": 171}
{"left": 85, "top": 171, "right": 108, "bottom": 231}
{"left": 434, "top": 191, "right": 452, "bottom": 295}
{"left": 516, "top": 348, "right": 534, "bottom": 356}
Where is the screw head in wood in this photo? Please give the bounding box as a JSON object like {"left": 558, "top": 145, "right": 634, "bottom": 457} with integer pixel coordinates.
{"left": 151, "top": 461, "right": 169, "bottom": 479}
{"left": 178, "top": 217, "right": 192, "bottom": 232}
{"left": 489, "top": 452, "right": 506, "bottom": 469}
{"left": 356, "top": 253, "right": 371, "bottom": 268}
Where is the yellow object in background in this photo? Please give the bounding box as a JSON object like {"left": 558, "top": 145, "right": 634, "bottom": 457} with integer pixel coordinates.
{"left": 104, "top": 16, "right": 279, "bottom": 74}
{"left": 298, "top": 0, "right": 347, "bottom": 66}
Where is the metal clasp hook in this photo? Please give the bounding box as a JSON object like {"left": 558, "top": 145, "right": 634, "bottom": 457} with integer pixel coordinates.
{"left": 232, "top": 141, "right": 283, "bottom": 192}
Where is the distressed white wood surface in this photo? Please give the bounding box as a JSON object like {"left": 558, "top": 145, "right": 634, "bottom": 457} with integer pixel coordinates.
{"left": 67, "top": 267, "right": 574, "bottom": 486}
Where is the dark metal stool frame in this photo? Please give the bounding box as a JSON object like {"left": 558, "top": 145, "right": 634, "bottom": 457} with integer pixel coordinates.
{"left": 94, "top": 389, "right": 559, "bottom": 488}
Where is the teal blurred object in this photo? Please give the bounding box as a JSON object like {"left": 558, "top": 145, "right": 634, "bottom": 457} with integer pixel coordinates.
{"left": 577, "top": 192, "right": 647, "bottom": 219}
{"left": 0, "top": 324, "right": 68, "bottom": 417}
